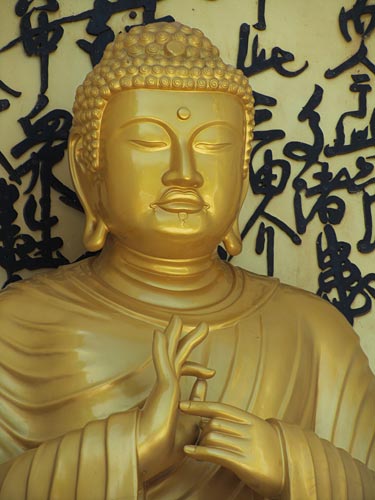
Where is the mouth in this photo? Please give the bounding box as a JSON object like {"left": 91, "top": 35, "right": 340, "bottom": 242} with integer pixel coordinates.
{"left": 151, "top": 188, "right": 209, "bottom": 214}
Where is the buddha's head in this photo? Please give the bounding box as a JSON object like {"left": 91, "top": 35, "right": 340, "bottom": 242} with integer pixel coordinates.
{"left": 69, "top": 22, "right": 254, "bottom": 259}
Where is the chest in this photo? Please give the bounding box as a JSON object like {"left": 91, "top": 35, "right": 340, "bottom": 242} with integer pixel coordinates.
{"left": 21, "top": 311, "right": 318, "bottom": 443}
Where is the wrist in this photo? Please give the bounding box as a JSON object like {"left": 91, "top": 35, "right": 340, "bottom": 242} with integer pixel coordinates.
{"left": 136, "top": 409, "right": 151, "bottom": 481}
{"left": 136, "top": 409, "right": 172, "bottom": 483}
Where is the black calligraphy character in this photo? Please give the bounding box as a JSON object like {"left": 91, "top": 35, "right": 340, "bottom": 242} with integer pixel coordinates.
{"left": 325, "top": 41, "right": 375, "bottom": 79}
{"left": 293, "top": 164, "right": 346, "bottom": 235}
{"left": 253, "top": 0, "right": 267, "bottom": 31}
{"left": 255, "top": 222, "right": 274, "bottom": 276}
{"left": 325, "top": 0, "right": 375, "bottom": 78}
{"left": 324, "top": 74, "right": 375, "bottom": 157}
{"left": 237, "top": 23, "right": 308, "bottom": 78}
{"left": 339, "top": 0, "right": 375, "bottom": 41}
{"left": 15, "top": 1, "right": 60, "bottom": 17}
{"left": 317, "top": 224, "right": 375, "bottom": 324}
{"left": 0, "top": 151, "right": 21, "bottom": 184}
{"left": 0, "top": 179, "right": 23, "bottom": 286}
{"left": 77, "top": 0, "right": 174, "bottom": 66}
{"left": 358, "top": 191, "right": 375, "bottom": 253}
{"left": 19, "top": 9, "right": 64, "bottom": 93}
{"left": 284, "top": 85, "right": 324, "bottom": 173}
{"left": 0, "top": 80, "right": 22, "bottom": 112}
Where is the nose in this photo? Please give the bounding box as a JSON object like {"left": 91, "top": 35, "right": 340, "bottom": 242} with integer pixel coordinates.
{"left": 162, "top": 139, "right": 203, "bottom": 188}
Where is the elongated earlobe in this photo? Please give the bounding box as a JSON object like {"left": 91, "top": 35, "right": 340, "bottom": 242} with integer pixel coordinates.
{"left": 69, "top": 133, "right": 108, "bottom": 251}
{"left": 83, "top": 217, "right": 108, "bottom": 252}
{"left": 222, "top": 220, "right": 242, "bottom": 256}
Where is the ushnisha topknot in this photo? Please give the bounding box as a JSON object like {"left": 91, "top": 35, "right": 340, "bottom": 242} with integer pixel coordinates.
{"left": 71, "top": 21, "right": 255, "bottom": 173}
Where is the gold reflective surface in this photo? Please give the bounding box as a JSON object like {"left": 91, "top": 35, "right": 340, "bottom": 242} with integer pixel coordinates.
{"left": 0, "top": 22, "right": 374, "bottom": 499}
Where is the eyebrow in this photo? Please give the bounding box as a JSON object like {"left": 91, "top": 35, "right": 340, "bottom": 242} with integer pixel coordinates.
{"left": 191, "top": 121, "right": 242, "bottom": 136}
{"left": 119, "top": 117, "right": 170, "bottom": 130}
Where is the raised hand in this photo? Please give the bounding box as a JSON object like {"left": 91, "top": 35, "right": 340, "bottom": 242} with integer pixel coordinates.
{"left": 137, "top": 315, "right": 214, "bottom": 481}
{"left": 180, "top": 401, "right": 285, "bottom": 498}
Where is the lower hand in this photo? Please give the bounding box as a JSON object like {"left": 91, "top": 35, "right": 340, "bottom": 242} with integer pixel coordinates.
{"left": 180, "top": 401, "right": 285, "bottom": 498}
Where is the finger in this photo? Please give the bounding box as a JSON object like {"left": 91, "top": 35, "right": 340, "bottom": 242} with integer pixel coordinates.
{"left": 181, "top": 362, "right": 215, "bottom": 380}
{"left": 165, "top": 315, "right": 183, "bottom": 362}
{"left": 179, "top": 401, "right": 249, "bottom": 424}
{"left": 200, "top": 431, "right": 245, "bottom": 453}
{"left": 184, "top": 445, "right": 242, "bottom": 468}
{"left": 200, "top": 418, "right": 245, "bottom": 438}
{"left": 175, "top": 322, "right": 209, "bottom": 372}
{"left": 152, "top": 329, "right": 172, "bottom": 381}
{"left": 190, "top": 379, "right": 207, "bottom": 402}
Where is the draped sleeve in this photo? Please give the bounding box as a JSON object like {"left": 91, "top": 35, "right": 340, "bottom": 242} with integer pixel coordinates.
{"left": 272, "top": 421, "right": 375, "bottom": 499}
{"left": 0, "top": 410, "right": 140, "bottom": 500}
{"left": 0, "top": 271, "right": 143, "bottom": 499}
{"left": 270, "top": 295, "right": 375, "bottom": 499}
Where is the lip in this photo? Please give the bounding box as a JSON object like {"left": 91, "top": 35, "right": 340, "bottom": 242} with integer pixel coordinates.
{"left": 151, "top": 188, "right": 209, "bottom": 214}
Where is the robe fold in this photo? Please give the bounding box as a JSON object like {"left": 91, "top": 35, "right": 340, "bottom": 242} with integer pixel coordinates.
{"left": 0, "top": 259, "right": 374, "bottom": 498}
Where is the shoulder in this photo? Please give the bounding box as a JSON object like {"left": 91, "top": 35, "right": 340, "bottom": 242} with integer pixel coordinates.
{"left": 0, "top": 259, "right": 82, "bottom": 301}
{"left": 277, "top": 279, "right": 362, "bottom": 361}
{"left": 0, "top": 261, "right": 92, "bottom": 344}
{"left": 240, "top": 267, "right": 323, "bottom": 315}
{"left": 241, "top": 268, "right": 360, "bottom": 350}
{"left": 278, "top": 281, "right": 356, "bottom": 333}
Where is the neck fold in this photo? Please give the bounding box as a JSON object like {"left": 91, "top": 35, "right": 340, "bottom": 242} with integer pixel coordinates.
{"left": 91, "top": 237, "right": 235, "bottom": 309}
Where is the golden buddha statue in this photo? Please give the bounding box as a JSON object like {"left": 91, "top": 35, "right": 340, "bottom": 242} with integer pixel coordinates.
{"left": 0, "top": 21, "right": 374, "bottom": 499}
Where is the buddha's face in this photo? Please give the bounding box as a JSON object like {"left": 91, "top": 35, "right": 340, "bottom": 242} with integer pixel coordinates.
{"left": 97, "top": 89, "right": 246, "bottom": 258}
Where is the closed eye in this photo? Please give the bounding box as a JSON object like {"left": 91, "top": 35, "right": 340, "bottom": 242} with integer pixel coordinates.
{"left": 194, "top": 142, "right": 232, "bottom": 152}
{"left": 129, "top": 140, "right": 169, "bottom": 150}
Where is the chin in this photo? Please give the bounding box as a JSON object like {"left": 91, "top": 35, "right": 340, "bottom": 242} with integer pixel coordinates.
{"left": 132, "top": 229, "right": 219, "bottom": 259}
{"left": 122, "top": 211, "right": 228, "bottom": 258}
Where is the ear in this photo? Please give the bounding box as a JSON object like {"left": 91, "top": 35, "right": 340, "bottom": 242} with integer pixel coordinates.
{"left": 222, "top": 176, "right": 249, "bottom": 256}
{"left": 222, "top": 220, "right": 242, "bottom": 256}
{"left": 68, "top": 133, "right": 108, "bottom": 252}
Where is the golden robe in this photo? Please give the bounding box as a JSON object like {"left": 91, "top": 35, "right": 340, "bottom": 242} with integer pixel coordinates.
{"left": 0, "top": 259, "right": 374, "bottom": 499}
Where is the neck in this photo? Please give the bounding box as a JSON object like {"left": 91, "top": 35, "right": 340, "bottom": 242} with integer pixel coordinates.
{"left": 90, "top": 237, "right": 235, "bottom": 310}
